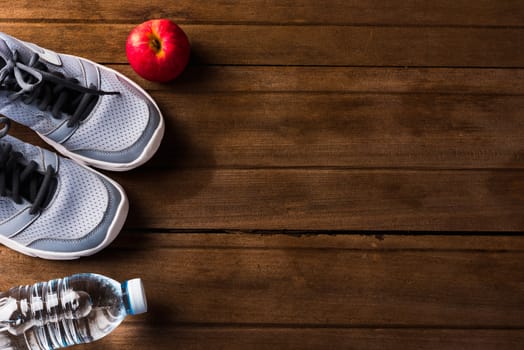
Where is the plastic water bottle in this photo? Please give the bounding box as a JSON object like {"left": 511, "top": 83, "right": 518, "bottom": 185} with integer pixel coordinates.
{"left": 0, "top": 273, "right": 147, "bottom": 349}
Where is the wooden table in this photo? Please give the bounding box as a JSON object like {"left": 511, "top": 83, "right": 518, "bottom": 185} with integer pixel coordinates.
{"left": 1, "top": 2, "right": 524, "bottom": 349}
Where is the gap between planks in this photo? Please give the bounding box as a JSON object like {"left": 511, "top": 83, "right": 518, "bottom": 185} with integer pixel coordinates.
{"left": 107, "top": 232, "right": 524, "bottom": 252}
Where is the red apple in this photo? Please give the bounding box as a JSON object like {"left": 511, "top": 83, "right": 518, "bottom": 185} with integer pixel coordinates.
{"left": 126, "top": 19, "right": 190, "bottom": 82}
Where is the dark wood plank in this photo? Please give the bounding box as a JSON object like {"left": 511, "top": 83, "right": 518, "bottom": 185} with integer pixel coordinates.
{"left": 5, "top": 1, "right": 524, "bottom": 26}
{"left": 1, "top": 234, "right": 524, "bottom": 327}
{"left": 108, "top": 169, "right": 524, "bottom": 231}
{"left": 2, "top": 24, "right": 522, "bottom": 66}
{"left": 110, "top": 65, "right": 524, "bottom": 94}
{"left": 150, "top": 92, "right": 524, "bottom": 169}
{"left": 95, "top": 326, "right": 524, "bottom": 350}
{"left": 7, "top": 90, "right": 524, "bottom": 170}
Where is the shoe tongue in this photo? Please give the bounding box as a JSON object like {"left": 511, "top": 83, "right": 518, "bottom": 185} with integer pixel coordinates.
{"left": 1, "top": 135, "right": 42, "bottom": 167}
{"left": 0, "top": 33, "right": 37, "bottom": 65}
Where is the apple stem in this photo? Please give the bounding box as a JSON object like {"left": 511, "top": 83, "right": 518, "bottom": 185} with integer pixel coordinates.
{"left": 151, "top": 38, "right": 161, "bottom": 51}
{"left": 148, "top": 33, "right": 162, "bottom": 53}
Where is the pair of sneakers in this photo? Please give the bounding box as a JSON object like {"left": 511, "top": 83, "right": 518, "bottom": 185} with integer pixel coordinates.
{"left": 0, "top": 32, "right": 164, "bottom": 259}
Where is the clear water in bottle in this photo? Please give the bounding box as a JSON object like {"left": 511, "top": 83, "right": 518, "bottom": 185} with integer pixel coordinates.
{"left": 0, "top": 273, "right": 147, "bottom": 350}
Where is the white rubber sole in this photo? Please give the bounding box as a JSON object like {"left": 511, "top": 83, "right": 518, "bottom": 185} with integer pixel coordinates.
{"left": 0, "top": 168, "right": 129, "bottom": 260}
{"left": 38, "top": 57, "right": 165, "bottom": 172}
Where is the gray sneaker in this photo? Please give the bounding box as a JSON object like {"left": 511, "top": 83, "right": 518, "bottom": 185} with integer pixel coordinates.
{"left": 0, "top": 118, "right": 128, "bottom": 259}
{"left": 0, "top": 32, "right": 164, "bottom": 171}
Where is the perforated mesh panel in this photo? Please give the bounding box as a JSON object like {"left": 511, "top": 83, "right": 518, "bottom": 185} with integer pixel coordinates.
{"left": 53, "top": 54, "right": 83, "bottom": 81}
{"left": 0, "top": 198, "right": 18, "bottom": 222}
{"left": 64, "top": 69, "right": 149, "bottom": 152}
{"left": 0, "top": 103, "right": 55, "bottom": 133}
{"left": 12, "top": 158, "right": 109, "bottom": 245}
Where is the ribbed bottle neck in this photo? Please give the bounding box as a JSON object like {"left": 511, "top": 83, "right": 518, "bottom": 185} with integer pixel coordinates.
{"left": 121, "top": 282, "right": 133, "bottom": 316}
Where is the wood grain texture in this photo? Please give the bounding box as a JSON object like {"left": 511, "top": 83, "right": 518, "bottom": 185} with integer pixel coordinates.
{"left": 6, "top": 74, "right": 524, "bottom": 170}
{"left": 109, "top": 65, "right": 524, "bottom": 94}
{"left": 150, "top": 92, "right": 524, "bottom": 169}
{"left": 1, "top": 234, "right": 524, "bottom": 329}
{"left": 108, "top": 169, "right": 524, "bottom": 231}
{"left": 94, "top": 326, "right": 524, "bottom": 350}
{"left": 1, "top": 24, "right": 522, "bottom": 66}
{"left": 1, "top": 1, "right": 523, "bottom": 349}
{"left": 4, "top": 0, "right": 524, "bottom": 26}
